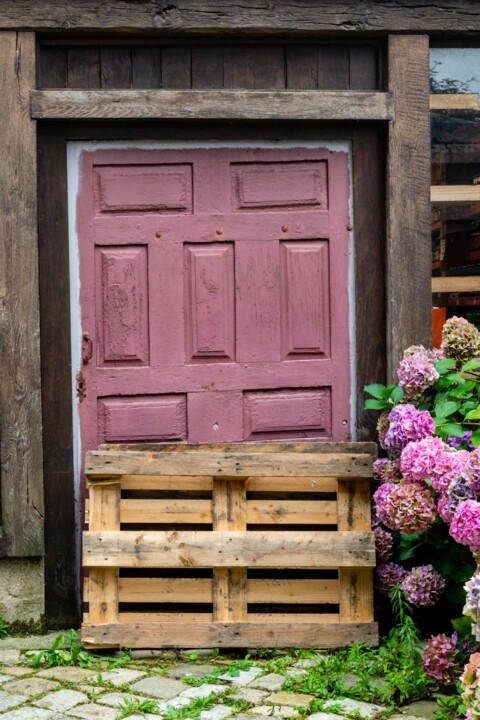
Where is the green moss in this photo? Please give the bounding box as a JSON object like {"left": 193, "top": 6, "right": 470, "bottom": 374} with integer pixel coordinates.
{"left": 7, "top": 615, "right": 46, "bottom": 636}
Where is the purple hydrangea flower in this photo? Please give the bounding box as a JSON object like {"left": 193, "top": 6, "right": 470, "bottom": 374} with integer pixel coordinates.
{"left": 374, "top": 527, "right": 393, "bottom": 563}
{"left": 450, "top": 499, "right": 480, "bottom": 552}
{"left": 448, "top": 430, "right": 475, "bottom": 451}
{"left": 465, "top": 574, "right": 480, "bottom": 641}
{"left": 400, "top": 436, "right": 446, "bottom": 485}
{"left": 372, "top": 482, "right": 396, "bottom": 527}
{"left": 431, "top": 449, "right": 470, "bottom": 493}
{"left": 384, "top": 404, "right": 435, "bottom": 453}
{"left": 422, "top": 633, "right": 458, "bottom": 682}
{"left": 382, "top": 482, "right": 437, "bottom": 535}
{"left": 373, "top": 458, "right": 402, "bottom": 484}
{"left": 376, "top": 562, "right": 407, "bottom": 597}
{"left": 461, "top": 653, "right": 480, "bottom": 720}
{"left": 447, "top": 477, "right": 476, "bottom": 517}
{"left": 397, "top": 349, "right": 439, "bottom": 400}
{"left": 464, "top": 449, "right": 480, "bottom": 495}
{"left": 401, "top": 564, "right": 445, "bottom": 607}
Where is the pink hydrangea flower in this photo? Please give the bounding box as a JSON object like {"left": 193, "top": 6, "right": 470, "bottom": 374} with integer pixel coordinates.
{"left": 422, "top": 633, "right": 458, "bottom": 682}
{"left": 374, "top": 527, "right": 393, "bottom": 563}
{"left": 401, "top": 565, "right": 445, "bottom": 607}
{"left": 397, "top": 350, "right": 439, "bottom": 400}
{"left": 382, "top": 482, "right": 437, "bottom": 534}
{"left": 376, "top": 562, "right": 407, "bottom": 597}
{"left": 450, "top": 499, "right": 480, "bottom": 552}
{"left": 372, "top": 482, "right": 396, "bottom": 526}
{"left": 384, "top": 404, "right": 435, "bottom": 453}
{"left": 373, "top": 458, "right": 402, "bottom": 484}
{"left": 438, "top": 493, "right": 453, "bottom": 523}
{"left": 461, "top": 652, "right": 480, "bottom": 720}
{"left": 431, "top": 449, "right": 470, "bottom": 493}
{"left": 464, "top": 449, "right": 480, "bottom": 495}
{"left": 400, "top": 436, "right": 446, "bottom": 485}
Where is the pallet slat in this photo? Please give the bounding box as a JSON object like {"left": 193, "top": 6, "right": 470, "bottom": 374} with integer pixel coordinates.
{"left": 83, "top": 529, "right": 375, "bottom": 568}
{"left": 82, "top": 621, "right": 379, "bottom": 648}
{"left": 85, "top": 450, "right": 373, "bottom": 478}
{"left": 116, "top": 475, "right": 339, "bottom": 493}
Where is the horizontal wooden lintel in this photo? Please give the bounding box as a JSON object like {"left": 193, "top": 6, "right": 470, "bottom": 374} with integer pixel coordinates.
{"left": 30, "top": 89, "right": 394, "bottom": 122}
{"left": 432, "top": 276, "right": 480, "bottom": 294}
{"left": 431, "top": 94, "right": 480, "bottom": 111}
{"left": 81, "top": 620, "right": 379, "bottom": 648}
{"left": 83, "top": 529, "right": 375, "bottom": 568}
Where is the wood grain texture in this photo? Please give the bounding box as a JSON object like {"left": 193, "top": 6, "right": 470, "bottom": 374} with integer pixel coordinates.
{"left": 99, "top": 441, "right": 378, "bottom": 456}
{"left": 337, "top": 480, "right": 374, "bottom": 623}
{"left": 85, "top": 450, "right": 374, "bottom": 478}
{"left": 30, "top": 89, "right": 394, "bottom": 121}
{"left": 431, "top": 94, "right": 480, "bottom": 110}
{"left": 387, "top": 35, "right": 431, "bottom": 379}
{"left": 37, "top": 123, "right": 77, "bottom": 625}
{"left": 82, "top": 621, "right": 379, "bottom": 649}
{"left": 83, "top": 529, "right": 375, "bottom": 568}
{"left": 431, "top": 185, "right": 480, "bottom": 202}
{"left": 2, "top": 1, "right": 480, "bottom": 33}
{"left": 0, "top": 32, "right": 44, "bottom": 556}
{"left": 432, "top": 276, "right": 480, "bottom": 293}
{"left": 88, "top": 483, "right": 121, "bottom": 625}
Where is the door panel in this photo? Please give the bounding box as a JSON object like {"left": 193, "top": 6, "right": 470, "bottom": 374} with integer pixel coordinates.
{"left": 76, "top": 146, "right": 351, "bottom": 449}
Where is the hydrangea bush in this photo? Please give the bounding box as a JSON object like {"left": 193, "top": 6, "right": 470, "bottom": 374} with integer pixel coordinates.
{"left": 366, "top": 317, "right": 480, "bottom": 705}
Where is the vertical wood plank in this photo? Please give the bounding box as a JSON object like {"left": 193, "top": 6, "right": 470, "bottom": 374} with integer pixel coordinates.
{"left": 88, "top": 482, "right": 121, "bottom": 624}
{"left": 387, "top": 35, "right": 431, "bottom": 378}
{"left": 337, "top": 480, "right": 374, "bottom": 623}
{"left": 212, "top": 479, "right": 247, "bottom": 622}
{"left": 67, "top": 47, "right": 100, "bottom": 88}
{"left": 317, "top": 46, "right": 349, "bottom": 89}
{"left": 101, "top": 46, "right": 132, "bottom": 89}
{"left": 223, "top": 46, "right": 256, "bottom": 88}
{"left": 0, "top": 31, "right": 44, "bottom": 556}
{"left": 350, "top": 46, "right": 378, "bottom": 90}
{"left": 253, "top": 46, "right": 285, "bottom": 88}
{"left": 286, "top": 46, "right": 318, "bottom": 89}
{"left": 132, "top": 46, "right": 161, "bottom": 89}
{"left": 37, "top": 123, "right": 78, "bottom": 626}
{"left": 38, "top": 46, "right": 67, "bottom": 88}
{"left": 192, "top": 46, "right": 224, "bottom": 89}
{"left": 162, "top": 46, "right": 191, "bottom": 88}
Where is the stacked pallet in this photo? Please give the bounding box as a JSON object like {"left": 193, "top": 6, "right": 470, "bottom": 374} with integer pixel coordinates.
{"left": 82, "top": 442, "right": 377, "bottom": 649}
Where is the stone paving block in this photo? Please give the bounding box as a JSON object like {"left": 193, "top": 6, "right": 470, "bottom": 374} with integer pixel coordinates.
{"left": 231, "top": 687, "right": 269, "bottom": 705}
{"left": 158, "top": 695, "right": 192, "bottom": 712}
{"left": 0, "top": 709, "right": 56, "bottom": 720}
{"left": 38, "top": 667, "right": 98, "bottom": 683}
{"left": 0, "top": 691, "right": 27, "bottom": 712}
{"left": 401, "top": 701, "right": 440, "bottom": 719}
{"left": 308, "top": 713, "right": 349, "bottom": 720}
{"left": 323, "top": 698, "right": 386, "bottom": 719}
{"left": 65, "top": 702, "right": 119, "bottom": 719}
{"left": 96, "top": 691, "right": 155, "bottom": 708}
{"left": 34, "top": 689, "right": 89, "bottom": 711}
{"left": 180, "top": 683, "right": 228, "bottom": 700}
{"left": 96, "top": 668, "right": 147, "bottom": 686}
{"left": 169, "top": 663, "right": 217, "bottom": 680}
{"left": 217, "top": 667, "right": 264, "bottom": 686}
{"left": 131, "top": 648, "right": 177, "bottom": 660}
{"left": 0, "top": 667, "right": 32, "bottom": 677}
{"left": 250, "top": 704, "right": 300, "bottom": 717}
{"left": 130, "top": 675, "right": 185, "bottom": 700}
{"left": 0, "top": 635, "right": 63, "bottom": 651}
{"left": 265, "top": 691, "right": 314, "bottom": 708}
{"left": 250, "top": 673, "right": 285, "bottom": 691}
{"left": 181, "top": 649, "right": 216, "bottom": 658}
{"left": 199, "top": 705, "right": 234, "bottom": 720}
{"left": 0, "top": 650, "right": 21, "bottom": 665}
{"left": 1, "top": 676, "right": 59, "bottom": 697}
{"left": 228, "top": 715, "right": 270, "bottom": 720}
{"left": 0, "top": 674, "right": 14, "bottom": 685}
{"left": 284, "top": 668, "right": 307, "bottom": 680}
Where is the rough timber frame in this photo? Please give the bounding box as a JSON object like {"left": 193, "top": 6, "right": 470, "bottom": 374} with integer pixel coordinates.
{"left": 0, "top": 0, "right": 435, "bottom": 627}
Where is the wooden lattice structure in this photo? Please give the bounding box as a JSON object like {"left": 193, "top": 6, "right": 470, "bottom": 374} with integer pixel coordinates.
{"left": 82, "top": 443, "right": 378, "bottom": 648}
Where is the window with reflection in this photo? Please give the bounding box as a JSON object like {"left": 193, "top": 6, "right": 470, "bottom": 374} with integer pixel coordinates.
{"left": 430, "top": 48, "right": 480, "bottom": 345}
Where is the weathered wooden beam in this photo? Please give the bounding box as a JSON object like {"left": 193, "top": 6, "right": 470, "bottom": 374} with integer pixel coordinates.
{"left": 82, "top": 621, "right": 379, "bottom": 649}
{"left": 0, "top": 32, "right": 44, "bottom": 557}
{"left": 1, "top": 1, "right": 480, "bottom": 33}
{"left": 83, "top": 530, "right": 376, "bottom": 568}
{"left": 386, "top": 35, "right": 431, "bottom": 380}
{"left": 30, "top": 89, "right": 394, "bottom": 121}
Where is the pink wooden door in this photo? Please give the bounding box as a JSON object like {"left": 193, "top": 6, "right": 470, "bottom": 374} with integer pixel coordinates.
{"left": 76, "top": 146, "right": 351, "bottom": 451}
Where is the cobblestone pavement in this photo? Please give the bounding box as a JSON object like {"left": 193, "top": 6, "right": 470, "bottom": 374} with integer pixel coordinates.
{"left": 0, "top": 634, "right": 439, "bottom": 720}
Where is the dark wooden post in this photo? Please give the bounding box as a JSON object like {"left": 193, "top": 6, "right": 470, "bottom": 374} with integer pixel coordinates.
{"left": 387, "top": 35, "right": 431, "bottom": 380}
{"left": 0, "top": 31, "right": 44, "bottom": 556}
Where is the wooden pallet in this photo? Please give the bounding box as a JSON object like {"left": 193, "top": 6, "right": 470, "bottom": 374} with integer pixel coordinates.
{"left": 82, "top": 442, "right": 378, "bottom": 649}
